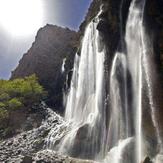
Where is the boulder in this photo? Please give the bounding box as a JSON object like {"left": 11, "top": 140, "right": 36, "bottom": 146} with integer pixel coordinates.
{"left": 21, "top": 156, "right": 33, "bottom": 163}
{"left": 142, "top": 156, "right": 152, "bottom": 163}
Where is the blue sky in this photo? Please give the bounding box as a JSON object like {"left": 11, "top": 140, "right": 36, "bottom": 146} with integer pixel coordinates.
{"left": 0, "top": 0, "right": 92, "bottom": 79}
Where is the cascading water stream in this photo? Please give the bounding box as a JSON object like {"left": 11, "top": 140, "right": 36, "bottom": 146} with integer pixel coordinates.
{"left": 125, "top": 0, "right": 146, "bottom": 162}
{"left": 126, "top": 0, "right": 163, "bottom": 162}
{"left": 108, "top": 52, "right": 129, "bottom": 147}
{"left": 47, "top": 11, "right": 107, "bottom": 160}
{"left": 105, "top": 0, "right": 146, "bottom": 163}
{"left": 60, "top": 20, "right": 106, "bottom": 159}
{"left": 104, "top": 51, "right": 134, "bottom": 163}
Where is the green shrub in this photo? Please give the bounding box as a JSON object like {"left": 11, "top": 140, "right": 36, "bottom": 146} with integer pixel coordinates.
{"left": 0, "top": 93, "right": 10, "bottom": 102}
{"left": 0, "top": 108, "right": 9, "bottom": 120}
{"left": 0, "top": 74, "right": 47, "bottom": 118}
{"left": 7, "top": 98, "right": 23, "bottom": 110}
{"left": 0, "top": 102, "right": 6, "bottom": 109}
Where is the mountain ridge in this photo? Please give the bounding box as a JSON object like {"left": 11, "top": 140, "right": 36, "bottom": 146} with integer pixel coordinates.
{"left": 11, "top": 24, "right": 79, "bottom": 112}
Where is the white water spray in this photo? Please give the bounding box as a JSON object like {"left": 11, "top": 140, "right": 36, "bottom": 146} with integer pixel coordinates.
{"left": 104, "top": 137, "right": 134, "bottom": 163}
{"left": 108, "top": 52, "right": 129, "bottom": 147}
{"left": 61, "top": 58, "right": 66, "bottom": 73}
{"left": 125, "top": 0, "right": 146, "bottom": 162}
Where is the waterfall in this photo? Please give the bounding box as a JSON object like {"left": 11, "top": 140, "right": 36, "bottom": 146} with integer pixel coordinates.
{"left": 106, "top": 0, "right": 162, "bottom": 162}
{"left": 105, "top": 0, "right": 146, "bottom": 163}
{"left": 125, "top": 0, "right": 146, "bottom": 162}
{"left": 47, "top": 12, "right": 107, "bottom": 159}
{"left": 46, "top": 0, "right": 162, "bottom": 162}
{"left": 108, "top": 52, "right": 129, "bottom": 147}
{"left": 125, "top": 0, "right": 163, "bottom": 161}
{"left": 104, "top": 51, "right": 134, "bottom": 163}
{"left": 60, "top": 21, "right": 106, "bottom": 159}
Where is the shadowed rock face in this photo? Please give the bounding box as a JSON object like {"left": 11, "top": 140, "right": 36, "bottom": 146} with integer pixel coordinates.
{"left": 143, "top": 0, "right": 163, "bottom": 151}
{"left": 11, "top": 24, "right": 79, "bottom": 112}
{"left": 145, "top": 0, "right": 163, "bottom": 69}
{"left": 142, "top": 156, "right": 152, "bottom": 163}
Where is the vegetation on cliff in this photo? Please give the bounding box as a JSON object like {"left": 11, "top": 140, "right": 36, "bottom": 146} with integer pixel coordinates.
{"left": 0, "top": 74, "right": 47, "bottom": 138}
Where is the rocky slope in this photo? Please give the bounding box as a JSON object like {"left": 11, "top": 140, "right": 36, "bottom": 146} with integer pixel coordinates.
{"left": 11, "top": 24, "right": 79, "bottom": 112}
{"left": 0, "top": 104, "right": 94, "bottom": 163}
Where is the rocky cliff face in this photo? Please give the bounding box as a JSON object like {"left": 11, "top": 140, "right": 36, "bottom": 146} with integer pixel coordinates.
{"left": 144, "top": 0, "right": 163, "bottom": 150}
{"left": 11, "top": 24, "right": 79, "bottom": 112}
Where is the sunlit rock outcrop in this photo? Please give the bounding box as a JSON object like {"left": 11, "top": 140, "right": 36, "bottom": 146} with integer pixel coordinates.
{"left": 11, "top": 24, "right": 79, "bottom": 112}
